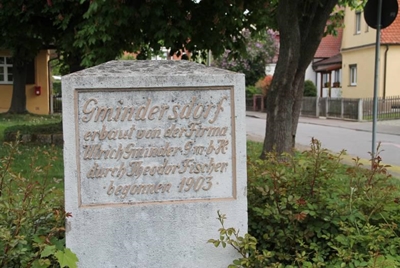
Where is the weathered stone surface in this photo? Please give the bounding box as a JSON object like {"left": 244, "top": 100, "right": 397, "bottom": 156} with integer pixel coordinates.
{"left": 62, "top": 60, "right": 246, "bottom": 268}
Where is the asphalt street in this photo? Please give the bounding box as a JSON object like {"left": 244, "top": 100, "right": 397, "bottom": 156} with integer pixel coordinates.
{"left": 246, "top": 111, "right": 400, "bottom": 177}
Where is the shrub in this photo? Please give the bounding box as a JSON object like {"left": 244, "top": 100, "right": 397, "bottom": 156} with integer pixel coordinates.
{"left": 4, "top": 122, "right": 62, "bottom": 142}
{"left": 255, "top": 75, "right": 273, "bottom": 97}
{"left": 304, "top": 80, "right": 317, "bottom": 97}
{"left": 0, "top": 140, "right": 77, "bottom": 267}
{"left": 211, "top": 140, "right": 400, "bottom": 267}
{"left": 53, "top": 81, "right": 61, "bottom": 97}
{"left": 245, "top": 86, "right": 261, "bottom": 99}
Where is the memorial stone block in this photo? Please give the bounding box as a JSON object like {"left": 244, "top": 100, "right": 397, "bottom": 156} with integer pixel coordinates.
{"left": 62, "top": 60, "right": 247, "bottom": 267}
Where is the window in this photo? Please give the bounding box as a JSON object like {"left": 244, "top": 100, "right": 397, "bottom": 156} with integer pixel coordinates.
{"left": 333, "top": 69, "right": 341, "bottom": 87}
{"left": 334, "top": 69, "right": 341, "bottom": 83}
{"left": 0, "top": 57, "right": 35, "bottom": 84}
{"left": 322, "top": 73, "right": 329, "bottom": 86}
{"left": 355, "top": 12, "right": 361, "bottom": 34}
{"left": 350, "top": 64, "right": 357, "bottom": 85}
{"left": 0, "top": 56, "right": 13, "bottom": 84}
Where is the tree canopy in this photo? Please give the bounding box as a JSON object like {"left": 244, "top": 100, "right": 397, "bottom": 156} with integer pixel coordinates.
{"left": 212, "top": 29, "right": 276, "bottom": 86}
{"left": 1, "top": 0, "right": 366, "bottom": 153}
{"left": 51, "top": 0, "right": 273, "bottom": 68}
{"left": 0, "top": 0, "right": 57, "bottom": 113}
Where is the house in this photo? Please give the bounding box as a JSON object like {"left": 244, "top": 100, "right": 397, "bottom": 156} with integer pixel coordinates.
{"left": 0, "top": 49, "right": 51, "bottom": 114}
{"left": 341, "top": 1, "right": 400, "bottom": 98}
{"left": 266, "top": 29, "right": 342, "bottom": 97}
{"left": 312, "top": 28, "right": 343, "bottom": 97}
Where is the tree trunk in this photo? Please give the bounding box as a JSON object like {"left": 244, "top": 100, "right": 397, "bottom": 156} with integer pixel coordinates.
{"left": 8, "top": 61, "right": 28, "bottom": 114}
{"left": 261, "top": 0, "right": 339, "bottom": 158}
{"left": 291, "top": 74, "right": 305, "bottom": 148}
{"left": 261, "top": 0, "right": 301, "bottom": 157}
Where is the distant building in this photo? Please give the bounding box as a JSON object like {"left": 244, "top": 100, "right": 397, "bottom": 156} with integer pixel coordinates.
{"left": 0, "top": 49, "right": 51, "bottom": 114}
{"left": 313, "top": 28, "right": 343, "bottom": 97}
{"left": 341, "top": 1, "right": 400, "bottom": 98}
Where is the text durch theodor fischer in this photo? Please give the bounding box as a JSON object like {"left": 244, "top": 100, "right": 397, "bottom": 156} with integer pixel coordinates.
{"left": 78, "top": 95, "right": 233, "bottom": 199}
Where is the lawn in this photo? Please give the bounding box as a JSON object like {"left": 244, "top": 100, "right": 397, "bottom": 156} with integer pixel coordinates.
{"left": 0, "top": 113, "right": 61, "bottom": 141}
{"left": 0, "top": 113, "right": 63, "bottom": 183}
{"left": 0, "top": 114, "right": 67, "bottom": 267}
{"left": 363, "top": 111, "right": 400, "bottom": 121}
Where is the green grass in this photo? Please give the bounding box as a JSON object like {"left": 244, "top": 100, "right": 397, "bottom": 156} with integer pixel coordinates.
{"left": 0, "top": 113, "right": 61, "bottom": 141}
{"left": 246, "top": 140, "right": 264, "bottom": 159}
{"left": 0, "top": 143, "right": 64, "bottom": 188}
{"left": 0, "top": 113, "right": 63, "bottom": 184}
{"left": 363, "top": 112, "right": 400, "bottom": 121}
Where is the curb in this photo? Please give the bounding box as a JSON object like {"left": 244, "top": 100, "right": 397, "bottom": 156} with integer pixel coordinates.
{"left": 246, "top": 113, "right": 400, "bottom": 136}
{"left": 299, "top": 121, "right": 400, "bottom": 137}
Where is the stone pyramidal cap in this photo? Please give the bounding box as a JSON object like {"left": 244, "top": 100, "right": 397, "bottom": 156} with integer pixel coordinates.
{"left": 63, "top": 60, "right": 238, "bottom": 78}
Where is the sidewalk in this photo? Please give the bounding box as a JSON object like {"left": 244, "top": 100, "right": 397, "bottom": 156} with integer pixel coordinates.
{"left": 246, "top": 110, "right": 400, "bottom": 136}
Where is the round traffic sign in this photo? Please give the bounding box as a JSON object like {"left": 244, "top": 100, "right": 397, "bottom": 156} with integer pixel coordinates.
{"left": 364, "top": 0, "right": 398, "bottom": 29}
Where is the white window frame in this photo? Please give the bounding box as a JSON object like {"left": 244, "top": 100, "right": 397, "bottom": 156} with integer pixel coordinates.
{"left": 355, "top": 12, "right": 361, "bottom": 34}
{"left": 0, "top": 56, "right": 13, "bottom": 84}
{"left": 350, "top": 64, "right": 357, "bottom": 86}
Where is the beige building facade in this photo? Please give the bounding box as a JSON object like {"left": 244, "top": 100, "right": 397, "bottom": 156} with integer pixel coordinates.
{"left": 0, "top": 49, "right": 51, "bottom": 114}
{"left": 341, "top": 3, "right": 400, "bottom": 98}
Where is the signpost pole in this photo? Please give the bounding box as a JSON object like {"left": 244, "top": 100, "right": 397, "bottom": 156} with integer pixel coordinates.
{"left": 371, "top": 0, "right": 383, "bottom": 159}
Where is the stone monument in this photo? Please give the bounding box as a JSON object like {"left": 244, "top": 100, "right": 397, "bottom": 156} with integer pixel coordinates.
{"left": 62, "top": 60, "right": 247, "bottom": 267}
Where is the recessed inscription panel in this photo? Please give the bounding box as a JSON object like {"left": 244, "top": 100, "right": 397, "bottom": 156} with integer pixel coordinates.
{"left": 75, "top": 87, "right": 236, "bottom": 207}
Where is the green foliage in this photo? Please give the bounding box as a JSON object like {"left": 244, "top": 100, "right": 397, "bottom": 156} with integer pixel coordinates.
{"left": 212, "top": 29, "right": 276, "bottom": 86}
{"left": 48, "top": 0, "right": 273, "bottom": 68}
{"left": 246, "top": 86, "right": 262, "bottom": 99}
{"left": 211, "top": 140, "right": 400, "bottom": 267}
{"left": 4, "top": 122, "right": 62, "bottom": 142}
{"left": 0, "top": 144, "right": 64, "bottom": 187}
{"left": 50, "top": 59, "right": 62, "bottom": 77}
{"left": 0, "top": 140, "right": 77, "bottom": 267}
{"left": 53, "top": 81, "right": 61, "bottom": 97}
{"left": 208, "top": 211, "right": 275, "bottom": 268}
{"left": 0, "top": 1, "right": 56, "bottom": 61}
{"left": 303, "top": 80, "right": 317, "bottom": 97}
{"left": 0, "top": 114, "right": 61, "bottom": 142}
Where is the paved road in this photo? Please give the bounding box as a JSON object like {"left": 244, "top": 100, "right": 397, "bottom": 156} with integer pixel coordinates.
{"left": 246, "top": 115, "right": 400, "bottom": 176}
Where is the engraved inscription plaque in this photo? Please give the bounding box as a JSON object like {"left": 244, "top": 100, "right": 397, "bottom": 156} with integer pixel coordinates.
{"left": 75, "top": 87, "right": 236, "bottom": 207}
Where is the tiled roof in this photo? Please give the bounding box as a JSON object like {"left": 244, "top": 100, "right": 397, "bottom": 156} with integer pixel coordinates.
{"left": 314, "top": 28, "right": 343, "bottom": 59}
{"left": 313, "top": 53, "right": 342, "bottom": 72}
{"left": 381, "top": 0, "right": 400, "bottom": 44}
{"left": 314, "top": 53, "right": 342, "bottom": 66}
